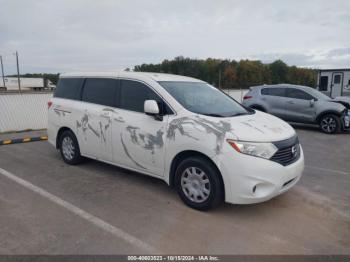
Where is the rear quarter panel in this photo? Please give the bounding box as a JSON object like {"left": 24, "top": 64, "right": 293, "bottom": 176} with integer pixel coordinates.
{"left": 48, "top": 98, "right": 80, "bottom": 148}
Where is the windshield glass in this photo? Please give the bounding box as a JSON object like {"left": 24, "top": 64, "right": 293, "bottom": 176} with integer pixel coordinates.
{"left": 158, "top": 81, "right": 249, "bottom": 117}
{"left": 304, "top": 86, "right": 331, "bottom": 100}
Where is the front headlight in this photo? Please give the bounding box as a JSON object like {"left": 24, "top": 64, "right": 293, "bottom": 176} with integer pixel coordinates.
{"left": 227, "top": 140, "right": 278, "bottom": 159}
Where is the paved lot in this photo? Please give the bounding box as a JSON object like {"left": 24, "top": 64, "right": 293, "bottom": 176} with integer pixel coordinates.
{"left": 0, "top": 128, "right": 349, "bottom": 254}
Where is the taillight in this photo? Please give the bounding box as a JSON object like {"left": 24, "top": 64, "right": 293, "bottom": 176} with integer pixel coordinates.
{"left": 47, "top": 101, "right": 52, "bottom": 109}
{"left": 243, "top": 95, "right": 252, "bottom": 100}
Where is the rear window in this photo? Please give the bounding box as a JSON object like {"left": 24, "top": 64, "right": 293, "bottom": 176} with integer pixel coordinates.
{"left": 261, "top": 87, "right": 286, "bottom": 97}
{"left": 82, "top": 78, "right": 118, "bottom": 107}
{"left": 54, "top": 78, "right": 84, "bottom": 100}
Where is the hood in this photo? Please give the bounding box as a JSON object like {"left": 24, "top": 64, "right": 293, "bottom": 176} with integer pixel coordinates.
{"left": 331, "top": 97, "right": 350, "bottom": 108}
{"left": 168, "top": 112, "right": 296, "bottom": 154}
{"left": 223, "top": 111, "right": 296, "bottom": 142}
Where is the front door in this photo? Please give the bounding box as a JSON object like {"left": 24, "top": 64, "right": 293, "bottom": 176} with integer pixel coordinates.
{"left": 116, "top": 110, "right": 168, "bottom": 176}
{"left": 331, "top": 73, "right": 343, "bottom": 98}
{"left": 284, "top": 88, "right": 315, "bottom": 123}
{"left": 112, "top": 79, "right": 171, "bottom": 177}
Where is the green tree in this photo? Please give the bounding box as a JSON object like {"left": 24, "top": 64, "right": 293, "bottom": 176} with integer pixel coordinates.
{"left": 134, "top": 56, "right": 317, "bottom": 89}
{"left": 269, "top": 60, "right": 289, "bottom": 84}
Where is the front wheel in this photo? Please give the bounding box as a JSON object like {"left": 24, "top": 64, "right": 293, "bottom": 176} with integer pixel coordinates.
{"left": 175, "top": 157, "right": 224, "bottom": 211}
{"left": 319, "top": 114, "right": 341, "bottom": 134}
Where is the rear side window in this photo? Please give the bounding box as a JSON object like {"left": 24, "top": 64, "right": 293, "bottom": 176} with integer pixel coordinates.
{"left": 286, "top": 88, "right": 314, "bottom": 100}
{"left": 82, "top": 78, "right": 118, "bottom": 107}
{"left": 54, "top": 78, "right": 84, "bottom": 100}
{"left": 120, "top": 80, "right": 171, "bottom": 114}
{"left": 261, "top": 88, "right": 269, "bottom": 95}
{"left": 261, "top": 88, "right": 286, "bottom": 97}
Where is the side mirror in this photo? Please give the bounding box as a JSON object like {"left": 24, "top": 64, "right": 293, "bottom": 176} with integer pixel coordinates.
{"left": 310, "top": 99, "right": 315, "bottom": 107}
{"left": 144, "top": 100, "right": 162, "bottom": 120}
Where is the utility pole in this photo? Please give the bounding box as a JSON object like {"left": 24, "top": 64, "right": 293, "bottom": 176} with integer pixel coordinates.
{"left": 15, "top": 51, "right": 21, "bottom": 93}
{"left": 218, "top": 69, "right": 221, "bottom": 90}
{"left": 0, "top": 55, "right": 5, "bottom": 89}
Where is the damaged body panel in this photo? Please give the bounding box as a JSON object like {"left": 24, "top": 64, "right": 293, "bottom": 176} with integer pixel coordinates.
{"left": 75, "top": 105, "right": 113, "bottom": 162}
{"left": 48, "top": 72, "right": 304, "bottom": 209}
{"left": 324, "top": 97, "right": 350, "bottom": 130}
{"left": 113, "top": 110, "right": 168, "bottom": 176}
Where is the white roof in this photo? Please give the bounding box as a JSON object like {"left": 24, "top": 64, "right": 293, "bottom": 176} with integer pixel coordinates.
{"left": 60, "top": 71, "right": 203, "bottom": 83}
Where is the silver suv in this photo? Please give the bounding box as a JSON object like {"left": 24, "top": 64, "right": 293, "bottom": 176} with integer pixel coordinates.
{"left": 242, "top": 84, "right": 350, "bottom": 134}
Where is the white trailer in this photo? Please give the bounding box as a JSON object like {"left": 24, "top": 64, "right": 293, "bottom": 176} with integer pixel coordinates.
{"left": 0, "top": 77, "right": 55, "bottom": 91}
{"left": 316, "top": 69, "right": 350, "bottom": 98}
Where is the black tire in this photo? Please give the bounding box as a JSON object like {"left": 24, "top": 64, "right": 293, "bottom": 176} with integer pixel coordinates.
{"left": 59, "top": 130, "right": 83, "bottom": 165}
{"left": 175, "top": 156, "right": 224, "bottom": 211}
{"left": 319, "top": 114, "right": 341, "bottom": 134}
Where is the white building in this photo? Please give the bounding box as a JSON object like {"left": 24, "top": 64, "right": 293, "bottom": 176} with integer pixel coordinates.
{"left": 316, "top": 69, "right": 350, "bottom": 98}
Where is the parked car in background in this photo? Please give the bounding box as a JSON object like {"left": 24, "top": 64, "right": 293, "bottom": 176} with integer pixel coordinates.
{"left": 243, "top": 84, "right": 350, "bottom": 134}
{"left": 48, "top": 72, "right": 304, "bottom": 210}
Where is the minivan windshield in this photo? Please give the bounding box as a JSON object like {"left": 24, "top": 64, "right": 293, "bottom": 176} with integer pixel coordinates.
{"left": 158, "top": 81, "right": 249, "bottom": 117}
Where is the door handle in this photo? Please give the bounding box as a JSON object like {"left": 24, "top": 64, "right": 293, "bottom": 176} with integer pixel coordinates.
{"left": 287, "top": 100, "right": 294, "bottom": 104}
{"left": 102, "top": 108, "right": 115, "bottom": 113}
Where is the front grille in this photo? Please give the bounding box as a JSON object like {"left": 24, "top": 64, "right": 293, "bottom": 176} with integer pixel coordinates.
{"left": 270, "top": 135, "right": 300, "bottom": 166}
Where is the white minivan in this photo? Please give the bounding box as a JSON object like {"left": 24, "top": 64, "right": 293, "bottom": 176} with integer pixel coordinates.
{"left": 48, "top": 72, "right": 304, "bottom": 210}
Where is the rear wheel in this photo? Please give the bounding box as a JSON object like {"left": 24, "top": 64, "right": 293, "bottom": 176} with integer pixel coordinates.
{"left": 175, "top": 156, "right": 224, "bottom": 211}
{"left": 319, "top": 114, "right": 341, "bottom": 134}
{"left": 59, "top": 130, "right": 83, "bottom": 165}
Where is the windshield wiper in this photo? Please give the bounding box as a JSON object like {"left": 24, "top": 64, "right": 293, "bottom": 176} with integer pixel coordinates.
{"left": 201, "top": 113, "right": 225, "bottom": 117}
{"left": 227, "top": 112, "right": 248, "bottom": 117}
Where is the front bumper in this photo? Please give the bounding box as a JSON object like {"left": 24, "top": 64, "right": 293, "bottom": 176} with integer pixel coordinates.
{"left": 342, "top": 111, "right": 350, "bottom": 130}
{"left": 219, "top": 145, "right": 304, "bottom": 205}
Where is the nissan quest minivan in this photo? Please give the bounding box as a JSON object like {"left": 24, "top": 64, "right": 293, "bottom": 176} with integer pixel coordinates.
{"left": 48, "top": 72, "right": 304, "bottom": 210}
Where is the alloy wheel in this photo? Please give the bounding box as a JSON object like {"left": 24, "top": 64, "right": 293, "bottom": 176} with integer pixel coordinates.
{"left": 321, "top": 116, "right": 337, "bottom": 133}
{"left": 61, "top": 136, "right": 75, "bottom": 160}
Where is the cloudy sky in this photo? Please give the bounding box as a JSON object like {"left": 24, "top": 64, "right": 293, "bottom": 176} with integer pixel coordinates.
{"left": 0, "top": 0, "right": 349, "bottom": 74}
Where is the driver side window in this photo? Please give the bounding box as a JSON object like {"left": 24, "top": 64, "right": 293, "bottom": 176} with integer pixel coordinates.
{"left": 119, "top": 80, "right": 173, "bottom": 114}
